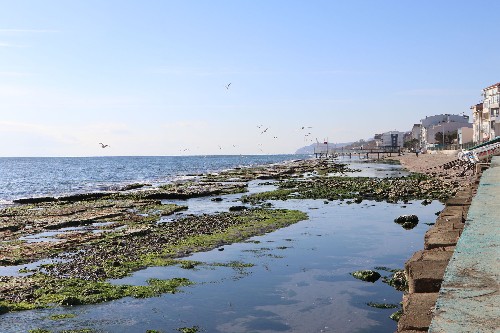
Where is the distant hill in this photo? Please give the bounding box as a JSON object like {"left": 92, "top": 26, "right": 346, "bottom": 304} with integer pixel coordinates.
{"left": 295, "top": 142, "right": 353, "bottom": 154}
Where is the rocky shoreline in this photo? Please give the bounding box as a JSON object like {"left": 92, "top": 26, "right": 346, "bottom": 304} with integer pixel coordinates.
{"left": 0, "top": 156, "right": 473, "bottom": 322}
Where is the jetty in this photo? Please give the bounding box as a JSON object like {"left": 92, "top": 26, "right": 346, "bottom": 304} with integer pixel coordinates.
{"left": 314, "top": 145, "right": 401, "bottom": 159}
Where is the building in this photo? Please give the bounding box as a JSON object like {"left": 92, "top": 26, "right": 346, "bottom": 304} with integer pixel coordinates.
{"left": 471, "top": 103, "right": 487, "bottom": 143}
{"left": 377, "top": 131, "right": 405, "bottom": 147}
{"left": 478, "top": 82, "right": 500, "bottom": 142}
{"left": 458, "top": 127, "right": 474, "bottom": 145}
{"left": 420, "top": 114, "right": 471, "bottom": 147}
{"left": 411, "top": 124, "right": 421, "bottom": 141}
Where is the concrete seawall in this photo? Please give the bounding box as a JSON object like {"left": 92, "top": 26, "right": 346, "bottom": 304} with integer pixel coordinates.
{"left": 428, "top": 157, "right": 500, "bottom": 332}
{"left": 396, "top": 158, "right": 494, "bottom": 332}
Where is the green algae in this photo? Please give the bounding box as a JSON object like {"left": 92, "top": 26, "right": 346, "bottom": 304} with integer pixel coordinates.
{"left": 242, "top": 173, "right": 457, "bottom": 204}
{"left": 1, "top": 208, "right": 306, "bottom": 314}
{"left": 177, "top": 326, "right": 200, "bottom": 333}
{"left": 390, "top": 309, "right": 403, "bottom": 321}
{"left": 351, "top": 270, "right": 382, "bottom": 282}
{"left": 382, "top": 270, "right": 408, "bottom": 292}
{"left": 241, "top": 189, "right": 296, "bottom": 204}
{"left": 49, "top": 313, "right": 77, "bottom": 320}
{"left": 210, "top": 261, "right": 254, "bottom": 268}
{"left": 367, "top": 302, "right": 399, "bottom": 309}
{"left": 0, "top": 276, "right": 193, "bottom": 312}
{"left": 373, "top": 266, "right": 400, "bottom": 273}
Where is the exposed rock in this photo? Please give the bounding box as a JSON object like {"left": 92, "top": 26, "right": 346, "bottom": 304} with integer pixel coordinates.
{"left": 229, "top": 206, "right": 248, "bottom": 212}
{"left": 351, "top": 270, "right": 381, "bottom": 282}
{"left": 394, "top": 214, "right": 419, "bottom": 224}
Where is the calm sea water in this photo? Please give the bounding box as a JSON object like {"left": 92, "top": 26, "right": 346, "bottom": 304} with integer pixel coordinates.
{"left": 0, "top": 156, "right": 440, "bottom": 333}
{"left": 0, "top": 155, "right": 306, "bottom": 204}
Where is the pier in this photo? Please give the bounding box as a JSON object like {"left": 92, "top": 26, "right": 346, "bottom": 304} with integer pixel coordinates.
{"left": 314, "top": 145, "right": 402, "bottom": 159}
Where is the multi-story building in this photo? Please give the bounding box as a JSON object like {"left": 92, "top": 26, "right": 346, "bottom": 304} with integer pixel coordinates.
{"left": 471, "top": 103, "right": 487, "bottom": 143}
{"left": 420, "top": 114, "right": 471, "bottom": 147}
{"left": 458, "top": 127, "right": 474, "bottom": 145}
{"left": 479, "top": 82, "right": 500, "bottom": 141}
{"left": 377, "top": 131, "right": 405, "bottom": 147}
{"left": 411, "top": 124, "right": 421, "bottom": 141}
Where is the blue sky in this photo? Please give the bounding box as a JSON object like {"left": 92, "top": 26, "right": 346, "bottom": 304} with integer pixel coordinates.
{"left": 0, "top": 1, "right": 498, "bottom": 157}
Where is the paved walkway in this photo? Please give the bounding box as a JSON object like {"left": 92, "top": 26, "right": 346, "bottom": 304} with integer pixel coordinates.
{"left": 429, "top": 157, "right": 500, "bottom": 332}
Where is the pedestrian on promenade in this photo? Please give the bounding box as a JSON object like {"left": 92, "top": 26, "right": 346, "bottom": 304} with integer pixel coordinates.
{"left": 415, "top": 148, "right": 420, "bottom": 157}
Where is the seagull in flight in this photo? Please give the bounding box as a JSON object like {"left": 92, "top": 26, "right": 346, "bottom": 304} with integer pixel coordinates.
{"left": 261, "top": 128, "right": 268, "bottom": 134}
{"left": 99, "top": 142, "right": 109, "bottom": 148}
{"left": 225, "top": 83, "right": 231, "bottom": 90}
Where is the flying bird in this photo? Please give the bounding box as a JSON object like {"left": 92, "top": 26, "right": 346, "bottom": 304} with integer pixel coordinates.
{"left": 261, "top": 128, "right": 268, "bottom": 134}
{"left": 99, "top": 143, "right": 109, "bottom": 148}
{"left": 225, "top": 83, "right": 231, "bottom": 90}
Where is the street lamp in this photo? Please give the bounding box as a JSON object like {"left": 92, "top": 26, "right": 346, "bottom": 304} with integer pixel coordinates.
{"left": 443, "top": 123, "right": 446, "bottom": 146}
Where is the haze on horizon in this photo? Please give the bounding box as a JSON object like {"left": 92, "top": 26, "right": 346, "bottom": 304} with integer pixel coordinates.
{"left": 1, "top": 1, "right": 498, "bottom": 157}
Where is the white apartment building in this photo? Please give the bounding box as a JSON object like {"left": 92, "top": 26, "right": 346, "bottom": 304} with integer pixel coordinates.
{"left": 472, "top": 82, "right": 500, "bottom": 143}
{"left": 420, "top": 114, "right": 471, "bottom": 147}
{"left": 377, "top": 131, "right": 405, "bottom": 147}
{"left": 411, "top": 124, "right": 421, "bottom": 141}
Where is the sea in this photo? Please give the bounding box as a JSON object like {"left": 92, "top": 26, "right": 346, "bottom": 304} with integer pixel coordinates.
{"left": 0, "top": 155, "right": 304, "bottom": 204}
{"left": 0, "top": 155, "right": 442, "bottom": 333}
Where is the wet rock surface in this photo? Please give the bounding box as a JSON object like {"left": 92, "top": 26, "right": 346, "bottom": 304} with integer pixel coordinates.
{"left": 243, "top": 173, "right": 460, "bottom": 204}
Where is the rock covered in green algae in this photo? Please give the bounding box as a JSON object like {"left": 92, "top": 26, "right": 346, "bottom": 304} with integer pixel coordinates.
{"left": 394, "top": 214, "right": 419, "bottom": 229}
{"left": 390, "top": 309, "right": 403, "bottom": 321}
{"left": 366, "top": 302, "right": 399, "bottom": 309}
{"left": 383, "top": 270, "right": 408, "bottom": 291}
{"left": 242, "top": 173, "right": 459, "bottom": 204}
{"left": 351, "top": 270, "right": 381, "bottom": 282}
{"left": 177, "top": 326, "right": 200, "bottom": 333}
{"left": 394, "top": 214, "right": 419, "bottom": 224}
{"left": 0, "top": 208, "right": 307, "bottom": 314}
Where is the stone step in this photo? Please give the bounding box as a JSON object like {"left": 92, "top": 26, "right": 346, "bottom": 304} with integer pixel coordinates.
{"left": 424, "top": 227, "right": 461, "bottom": 249}
{"left": 445, "top": 196, "right": 472, "bottom": 206}
{"left": 405, "top": 250, "right": 453, "bottom": 293}
{"left": 433, "top": 217, "right": 465, "bottom": 231}
{"left": 397, "top": 293, "right": 438, "bottom": 332}
{"left": 437, "top": 205, "right": 467, "bottom": 222}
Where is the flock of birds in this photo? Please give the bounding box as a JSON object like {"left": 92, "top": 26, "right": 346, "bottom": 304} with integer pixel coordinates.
{"left": 99, "top": 82, "right": 318, "bottom": 154}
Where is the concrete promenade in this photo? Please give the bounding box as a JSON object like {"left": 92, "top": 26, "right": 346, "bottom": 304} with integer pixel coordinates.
{"left": 429, "top": 156, "right": 500, "bottom": 332}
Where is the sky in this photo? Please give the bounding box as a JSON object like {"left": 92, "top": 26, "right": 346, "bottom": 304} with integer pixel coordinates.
{"left": 1, "top": 1, "right": 499, "bottom": 157}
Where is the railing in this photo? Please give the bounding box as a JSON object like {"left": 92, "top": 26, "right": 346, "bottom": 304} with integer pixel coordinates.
{"left": 458, "top": 137, "right": 500, "bottom": 163}
{"left": 426, "top": 142, "right": 476, "bottom": 151}
{"left": 458, "top": 143, "right": 500, "bottom": 163}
